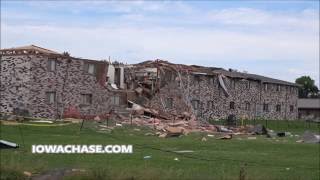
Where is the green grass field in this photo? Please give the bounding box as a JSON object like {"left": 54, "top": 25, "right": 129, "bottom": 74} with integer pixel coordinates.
{"left": 0, "top": 120, "right": 319, "bottom": 180}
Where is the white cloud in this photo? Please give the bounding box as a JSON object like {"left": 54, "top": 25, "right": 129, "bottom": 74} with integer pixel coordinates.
{"left": 1, "top": 2, "right": 319, "bottom": 85}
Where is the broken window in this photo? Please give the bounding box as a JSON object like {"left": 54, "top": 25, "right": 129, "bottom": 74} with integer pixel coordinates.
{"left": 114, "top": 67, "right": 121, "bottom": 87}
{"left": 81, "top": 94, "right": 92, "bottom": 105}
{"left": 207, "top": 101, "right": 214, "bottom": 109}
{"left": 230, "top": 101, "right": 235, "bottom": 109}
{"left": 111, "top": 96, "right": 120, "bottom": 105}
{"left": 47, "top": 58, "right": 56, "bottom": 71}
{"left": 165, "top": 97, "right": 173, "bottom": 109}
{"left": 263, "top": 103, "right": 269, "bottom": 112}
{"left": 245, "top": 102, "right": 250, "bottom": 111}
{"left": 84, "top": 63, "right": 96, "bottom": 75}
{"left": 276, "top": 104, "right": 281, "bottom": 112}
{"left": 46, "top": 92, "right": 56, "bottom": 104}
{"left": 191, "top": 100, "right": 200, "bottom": 110}
{"left": 277, "top": 85, "right": 281, "bottom": 92}
{"left": 290, "top": 105, "right": 294, "bottom": 112}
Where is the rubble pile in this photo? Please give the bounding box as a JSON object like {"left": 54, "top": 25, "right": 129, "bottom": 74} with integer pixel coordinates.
{"left": 105, "top": 102, "right": 274, "bottom": 138}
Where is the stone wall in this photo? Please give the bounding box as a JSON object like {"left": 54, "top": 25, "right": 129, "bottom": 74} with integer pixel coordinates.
{"left": 181, "top": 73, "right": 298, "bottom": 120}
{"left": 0, "top": 54, "right": 116, "bottom": 119}
{"left": 0, "top": 55, "right": 33, "bottom": 114}
{"left": 147, "top": 69, "right": 298, "bottom": 120}
{"left": 1, "top": 55, "right": 298, "bottom": 120}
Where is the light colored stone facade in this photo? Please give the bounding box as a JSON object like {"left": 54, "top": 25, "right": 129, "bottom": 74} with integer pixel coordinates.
{"left": 134, "top": 61, "right": 299, "bottom": 120}
{"left": 0, "top": 47, "right": 298, "bottom": 120}
{"left": 0, "top": 53, "right": 118, "bottom": 119}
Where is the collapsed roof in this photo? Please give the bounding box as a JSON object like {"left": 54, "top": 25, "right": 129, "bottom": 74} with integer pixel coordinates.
{"left": 135, "top": 59, "right": 299, "bottom": 87}
{"left": 0, "top": 45, "right": 61, "bottom": 55}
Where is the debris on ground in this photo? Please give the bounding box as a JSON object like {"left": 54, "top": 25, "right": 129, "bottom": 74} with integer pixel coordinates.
{"left": 217, "top": 134, "right": 232, "bottom": 140}
{"left": 300, "top": 131, "right": 320, "bottom": 144}
{"left": 250, "top": 124, "right": 267, "bottom": 135}
{"left": 247, "top": 137, "right": 257, "bottom": 140}
{"left": 165, "top": 127, "right": 184, "bottom": 137}
{"left": 32, "top": 168, "right": 86, "bottom": 180}
{"left": 23, "top": 171, "right": 32, "bottom": 177}
{"left": 174, "top": 150, "right": 194, "bottom": 153}
{"left": 143, "top": 155, "right": 152, "bottom": 159}
{"left": 30, "top": 120, "right": 54, "bottom": 124}
{"left": 266, "top": 130, "right": 277, "bottom": 138}
{"left": 0, "top": 140, "right": 19, "bottom": 149}
{"left": 277, "top": 132, "right": 286, "bottom": 137}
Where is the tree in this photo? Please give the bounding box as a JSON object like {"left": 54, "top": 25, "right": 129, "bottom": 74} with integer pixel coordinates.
{"left": 295, "top": 76, "right": 319, "bottom": 98}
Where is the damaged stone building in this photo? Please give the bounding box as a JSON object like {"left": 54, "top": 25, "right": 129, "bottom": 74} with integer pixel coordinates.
{"left": 0, "top": 45, "right": 299, "bottom": 120}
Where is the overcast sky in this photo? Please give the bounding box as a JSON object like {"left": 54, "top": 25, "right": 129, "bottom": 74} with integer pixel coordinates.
{"left": 1, "top": 1, "right": 319, "bottom": 86}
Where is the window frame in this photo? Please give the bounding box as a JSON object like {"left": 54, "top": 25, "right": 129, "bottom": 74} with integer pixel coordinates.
{"left": 191, "top": 100, "right": 200, "bottom": 110}
{"left": 263, "top": 103, "right": 269, "bottom": 112}
{"left": 264, "top": 83, "right": 268, "bottom": 91}
{"left": 230, "top": 101, "right": 235, "bottom": 110}
{"left": 245, "top": 81, "right": 251, "bottom": 89}
{"left": 290, "top": 105, "right": 294, "bottom": 112}
{"left": 47, "top": 58, "right": 57, "bottom": 71}
{"left": 84, "top": 63, "right": 96, "bottom": 75}
{"left": 165, "top": 97, "right": 173, "bottom": 109}
{"left": 46, "top": 91, "right": 56, "bottom": 104}
{"left": 245, "top": 102, "right": 250, "bottom": 111}
{"left": 81, "top": 94, "right": 93, "bottom": 105}
{"left": 207, "top": 100, "right": 214, "bottom": 109}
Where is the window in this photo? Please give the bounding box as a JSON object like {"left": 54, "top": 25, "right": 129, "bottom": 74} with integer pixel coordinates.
{"left": 165, "top": 97, "right": 173, "bottom": 109}
{"left": 81, "top": 94, "right": 92, "bottom": 105}
{"left": 207, "top": 77, "right": 215, "bottom": 85}
{"left": 230, "top": 80, "right": 235, "bottom": 89}
{"left": 245, "top": 102, "right": 250, "bottom": 111}
{"left": 276, "top": 104, "right": 281, "bottom": 112}
{"left": 230, "top": 101, "right": 235, "bottom": 109}
{"left": 277, "top": 85, "right": 281, "bottom": 92}
{"left": 194, "top": 76, "right": 201, "bottom": 84}
{"left": 264, "top": 83, "right": 268, "bottom": 91}
{"left": 46, "top": 92, "right": 56, "bottom": 104}
{"left": 263, "top": 103, "right": 269, "bottom": 112}
{"left": 290, "top": 105, "right": 294, "bottom": 112}
{"left": 191, "top": 100, "right": 200, "bottom": 110}
{"left": 245, "top": 81, "right": 250, "bottom": 89}
{"left": 84, "top": 63, "right": 96, "bottom": 75}
{"left": 207, "top": 101, "right": 214, "bottom": 109}
{"left": 111, "top": 96, "right": 120, "bottom": 105}
{"left": 47, "top": 58, "right": 56, "bottom": 71}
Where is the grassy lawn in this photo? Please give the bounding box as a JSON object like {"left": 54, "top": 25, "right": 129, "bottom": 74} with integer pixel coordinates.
{"left": 0, "top": 120, "right": 319, "bottom": 180}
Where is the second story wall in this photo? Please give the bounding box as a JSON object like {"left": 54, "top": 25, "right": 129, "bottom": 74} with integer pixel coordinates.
{"left": 0, "top": 55, "right": 33, "bottom": 114}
